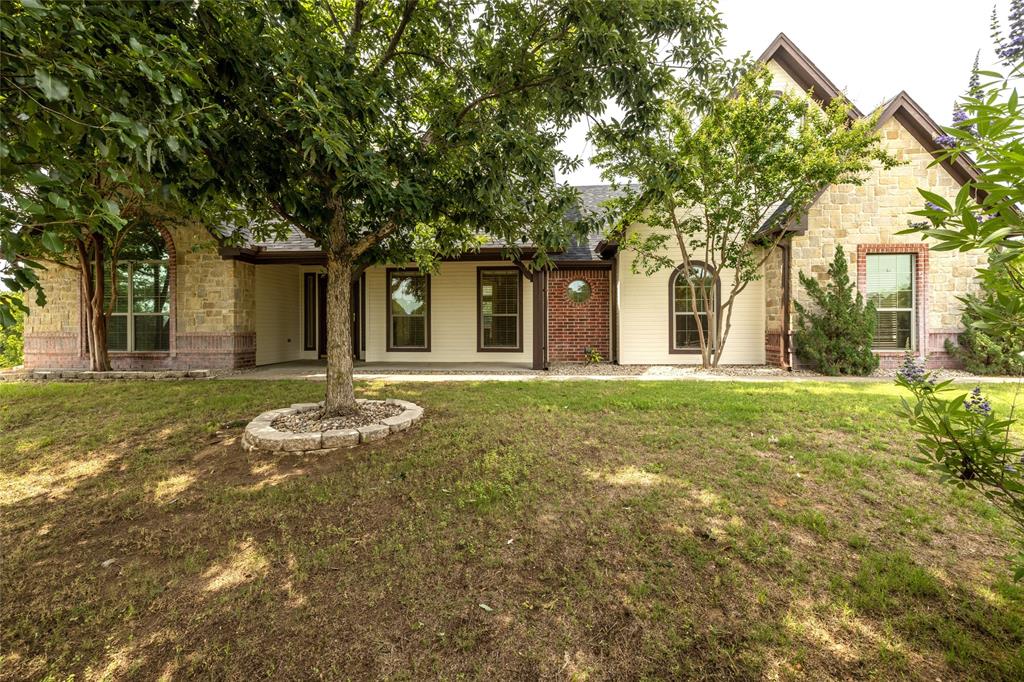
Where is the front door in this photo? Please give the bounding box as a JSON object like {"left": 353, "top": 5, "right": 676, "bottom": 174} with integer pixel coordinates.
{"left": 315, "top": 274, "right": 361, "bottom": 359}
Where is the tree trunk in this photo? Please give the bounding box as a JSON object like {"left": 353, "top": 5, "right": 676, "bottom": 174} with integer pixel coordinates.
{"left": 89, "top": 238, "right": 112, "bottom": 372}
{"left": 76, "top": 237, "right": 112, "bottom": 372}
{"left": 324, "top": 250, "right": 358, "bottom": 416}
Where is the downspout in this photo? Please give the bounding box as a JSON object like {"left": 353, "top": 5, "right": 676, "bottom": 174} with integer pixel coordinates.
{"left": 781, "top": 239, "right": 793, "bottom": 370}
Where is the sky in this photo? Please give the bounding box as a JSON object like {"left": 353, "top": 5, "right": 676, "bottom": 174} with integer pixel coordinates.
{"left": 556, "top": 0, "right": 1011, "bottom": 186}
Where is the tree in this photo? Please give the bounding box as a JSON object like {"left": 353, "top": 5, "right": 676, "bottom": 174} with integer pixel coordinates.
{"left": 897, "top": 47, "right": 1023, "bottom": 576}
{"left": 591, "top": 63, "right": 897, "bottom": 367}
{"left": 0, "top": 291, "right": 24, "bottom": 369}
{"left": 197, "top": 0, "right": 723, "bottom": 414}
{"left": 0, "top": 0, "right": 230, "bottom": 370}
{"left": 793, "top": 245, "right": 878, "bottom": 376}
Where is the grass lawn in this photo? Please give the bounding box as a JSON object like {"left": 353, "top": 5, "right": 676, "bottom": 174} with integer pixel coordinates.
{"left": 2, "top": 378, "right": 1023, "bottom": 680}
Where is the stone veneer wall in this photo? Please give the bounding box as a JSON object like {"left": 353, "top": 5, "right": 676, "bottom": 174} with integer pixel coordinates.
{"left": 546, "top": 268, "right": 611, "bottom": 362}
{"left": 763, "top": 245, "right": 786, "bottom": 367}
{"left": 788, "top": 117, "right": 986, "bottom": 369}
{"left": 23, "top": 220, "right": 256, "bottom": 370}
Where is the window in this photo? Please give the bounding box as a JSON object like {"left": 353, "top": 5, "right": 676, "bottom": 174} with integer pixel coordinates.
{"left": 303, "top": 273, "right": 317, "bottom": 351}
{"left": 387, "top": 269, "right": 429, "bottom": 351}
{"left": 478, "top": 268, "right": 522, "bottom": 351}
{"left": 104, "top": 227, "right": 170, "bottom": 352}
{"left": 670, "top": 263, "right": 714, "bottom": 352}
{"left": 566, "top": 279, "right": 591, "bottom": 304}
{"left": 867, "top": 254, "right": 915, "bottom": 350}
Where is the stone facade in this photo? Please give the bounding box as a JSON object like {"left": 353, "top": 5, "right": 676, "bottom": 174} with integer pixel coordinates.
{"left": 546, "top": 268, "right": 611, "bottom": 362}
{"left": 23, "top": 220, "right": 257, "bottom": 370}
{"left": 787, "top": 117, "right": 986, "bottom": 369}
{"left": 763, "top": 245, "right": 786, "bottom": 367}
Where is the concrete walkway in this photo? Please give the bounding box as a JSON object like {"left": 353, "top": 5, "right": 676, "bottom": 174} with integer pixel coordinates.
{"left": 223, "top": 360, "right": 1021, "bottom": 384}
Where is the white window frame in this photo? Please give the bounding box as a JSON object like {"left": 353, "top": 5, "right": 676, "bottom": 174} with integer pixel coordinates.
{"left": 867, "top": 253, "right": 916, "bottom": 351}
{"left": 108, "top": 259, "right": 171, "bottom": 353}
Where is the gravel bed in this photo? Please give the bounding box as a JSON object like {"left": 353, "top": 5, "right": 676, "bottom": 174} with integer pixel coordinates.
{"left": 272, "top": 401, "right": 402, "bottom": 432}
{"left": 548, "top": 362, "right": 649, "bottom": 376}
{"left": 358, "top": 368, "right": 535, "bottom": 375}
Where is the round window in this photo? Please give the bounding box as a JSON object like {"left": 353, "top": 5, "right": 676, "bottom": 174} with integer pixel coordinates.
{"left": 566, "top": 279, "right": 591, "bottom": 304}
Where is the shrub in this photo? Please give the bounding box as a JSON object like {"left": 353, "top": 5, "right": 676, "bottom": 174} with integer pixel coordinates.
{"left": 945, "top": 266, "right": 1024, "bottom": 375}
{"left": 793, "top": 245, "right": 879, "bottom": 376}
{"left": 0, "top": 292, "right": 24, "bottom": 369}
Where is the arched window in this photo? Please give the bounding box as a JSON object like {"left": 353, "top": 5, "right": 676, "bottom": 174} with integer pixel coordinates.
{"left": 104, "top": 225, "right": 171, "bottom": 352}
{"left": 670, "top": 263, "right": 715, "bottom": 352}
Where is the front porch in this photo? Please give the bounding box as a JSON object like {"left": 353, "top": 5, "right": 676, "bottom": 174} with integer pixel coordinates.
{"left": 251, "top": 260, "right": 548, "bottom": 370}
{"left": 225, "top": 359, "right": 535, "bottom": 380}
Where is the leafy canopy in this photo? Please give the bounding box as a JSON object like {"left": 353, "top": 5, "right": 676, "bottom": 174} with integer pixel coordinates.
{"left": 201, "top": 0, "right": 724, "bottom": 268}
{"left": 0, "top": 0, "right": 227, "bottom": 326}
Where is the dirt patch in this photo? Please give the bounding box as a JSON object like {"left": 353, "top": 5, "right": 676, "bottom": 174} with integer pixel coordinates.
{"left": 271, "top": 401, "right": 401, "bottom": 432}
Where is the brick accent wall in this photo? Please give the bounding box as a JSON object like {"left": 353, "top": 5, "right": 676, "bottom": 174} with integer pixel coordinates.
{"left": 855, "top": 243, "right": 937, "bottom": 368}
{"left": 547, "top": 269, "right": 611, "bottom": 362}
{"left": 765, "top": 332, "right": 785, "bottom": 368}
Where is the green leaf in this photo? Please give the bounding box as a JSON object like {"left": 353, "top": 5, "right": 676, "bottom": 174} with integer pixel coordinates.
{"left": 33, "top": 67, "right": 69, "bottom": 101}
{"left": 40, "top": 231, "right": 63, "bottom": 252}
{"left": 47, "top": 192, "right": 70, "bottom": 209}
{"left": 918, "top": 189, "right": 951, "bottom": 212}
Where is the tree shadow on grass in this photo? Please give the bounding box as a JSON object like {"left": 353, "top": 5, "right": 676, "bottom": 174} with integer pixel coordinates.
{"left": 2, "top": 379, "right": 1023, "bottom": 680}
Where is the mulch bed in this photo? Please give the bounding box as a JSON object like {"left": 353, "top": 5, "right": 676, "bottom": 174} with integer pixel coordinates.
{"left": 271, "top": 401, "right": 402, "bottom": 432}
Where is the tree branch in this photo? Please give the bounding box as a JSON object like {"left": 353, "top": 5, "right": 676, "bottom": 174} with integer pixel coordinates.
{"left": 371, "top": 0, "right": 418, "bottom": 74}
{"left": 352, "top": 221, "right": 401, "bottom": 258}
{"left": 344, "top": 0, "right": 366, "bottom": 57}
{"left": 455, "top": 76, "right": 557, "bottom": 127}
{"left": 270, "top": 200, "right": 318, "bottom": 244}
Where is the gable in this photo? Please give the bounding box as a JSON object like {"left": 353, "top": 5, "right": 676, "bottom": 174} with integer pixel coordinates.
{"left": 757, "top": 33, "right": 863, "bottom": 119}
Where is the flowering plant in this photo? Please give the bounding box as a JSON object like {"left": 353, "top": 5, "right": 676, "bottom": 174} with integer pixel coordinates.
{"left": 895, "top": 353, "right": 1024, "bottom": 577}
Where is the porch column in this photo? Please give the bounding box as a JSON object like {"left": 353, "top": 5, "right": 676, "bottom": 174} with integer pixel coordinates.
{"left": 532, "top": 269, "right": 548, "bottom": 370}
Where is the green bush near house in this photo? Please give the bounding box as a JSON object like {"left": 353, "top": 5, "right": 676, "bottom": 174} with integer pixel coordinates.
{"left": 946, "top": 313, "right": 1024, "bottom": 375}
{"left": 794, "top": 245, "right": 879, "bottom": 376}
{"left": 0, "top": 292, "right": 24, "bottom": 369}
{"left": 946, "top": 270, "right": 1024, "bottom": 375}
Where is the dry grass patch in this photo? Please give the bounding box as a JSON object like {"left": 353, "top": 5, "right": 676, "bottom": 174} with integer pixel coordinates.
{"left": 1, "top": 379, "right": 1022, "bottom": 680}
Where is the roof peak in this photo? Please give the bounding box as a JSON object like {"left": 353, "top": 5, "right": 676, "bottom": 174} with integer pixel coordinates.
{"left": 757, "top": 32, "right": 864, "bottom": 119}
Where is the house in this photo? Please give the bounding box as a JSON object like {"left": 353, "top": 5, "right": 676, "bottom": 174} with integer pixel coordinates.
{"left": 22, "top": 34, "right": 985, "bottom": 372}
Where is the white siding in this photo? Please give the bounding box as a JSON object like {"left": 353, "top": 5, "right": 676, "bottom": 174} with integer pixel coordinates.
{"left": 254, "top": 265, "right": 303, "bottom": 365}
{"left": 616, "top": 224, "right": 766, "bottom": 365}
{"left": 365, "top": 261, "right": 532, "bottom": 364}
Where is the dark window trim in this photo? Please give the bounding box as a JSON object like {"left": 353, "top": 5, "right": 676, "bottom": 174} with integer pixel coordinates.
{"left": 303, "top": 272, "right": 318, "bottom": 351}
{"left": 477, "top": 266, "right": 524, "bottom": 353}
{"left": 386, "top": 267, "right": 431, "bottom": 352}
{"left": 668, "top": 261, "right": 721, "bottom": 355}
{"left": 360, "top": 271, "right": 367, "bottom": 354}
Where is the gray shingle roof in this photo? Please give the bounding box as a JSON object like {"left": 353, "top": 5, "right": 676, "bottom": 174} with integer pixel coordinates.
{"left": 246, "top": 184, "right": 623, "bottom": 262}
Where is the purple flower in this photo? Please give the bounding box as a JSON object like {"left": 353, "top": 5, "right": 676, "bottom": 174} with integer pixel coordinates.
{"left": 964, "top": 386, "right": 993, "bottom": 416}
{"left": 935, "top": 133, "right": 957, "bottom": 148}
{"left": 897, "top": 353, "right": 934, "bottom": 386}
